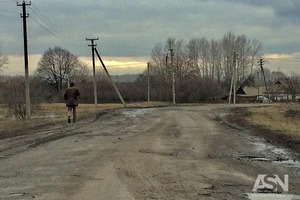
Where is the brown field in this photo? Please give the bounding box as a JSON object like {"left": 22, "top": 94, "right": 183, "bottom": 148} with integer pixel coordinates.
{"left": 0, "top": 102, "right": 170, "bottom": 134}
{"left": 246, "top": 103, "right": 300, "bottom": 141}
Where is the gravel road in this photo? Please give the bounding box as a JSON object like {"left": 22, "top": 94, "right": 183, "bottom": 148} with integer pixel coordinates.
{"left": 0, "top": 105, "right": 299, "bottom": 199}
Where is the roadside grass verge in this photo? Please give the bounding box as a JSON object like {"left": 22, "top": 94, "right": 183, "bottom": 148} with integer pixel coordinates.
{"left": 246, "top": 104, "right": 300, "bottom": 142}
{"left": 227, "top": 103, "right": 300, "bottom": 154}
{"left": 0, "top": 102, "right": 170, "bottom": 139}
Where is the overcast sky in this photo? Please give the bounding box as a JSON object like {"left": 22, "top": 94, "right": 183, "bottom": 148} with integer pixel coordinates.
{"left": 1, "top": 0, "right": 300, "bottom": 75}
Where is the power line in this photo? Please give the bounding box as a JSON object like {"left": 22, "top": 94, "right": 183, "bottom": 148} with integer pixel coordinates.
{"left": 28, "top": 13, "right": 84, "bottom": 47}
{"left": 29, "top": 5, "right": 72, "bottom": 39}
{"left": 4, "top": 1, "right": 151, "bottom": 56}
{"left": 3, "top": 2, "right": 150, "bottom": 55}
{"left": 30, "top": 15, "right": 60, "bottom": 39}
{"left": 23, "top": 3, "right": 84, "bottom": 47}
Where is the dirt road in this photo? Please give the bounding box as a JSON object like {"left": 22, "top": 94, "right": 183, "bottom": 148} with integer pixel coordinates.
{"left": 0, "top": 105, "right": 300, "bottom": 199}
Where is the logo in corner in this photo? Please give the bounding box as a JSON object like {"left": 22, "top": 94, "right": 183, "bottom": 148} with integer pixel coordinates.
{"left": 252, "top": 174, "right": 289, "bottom": 193}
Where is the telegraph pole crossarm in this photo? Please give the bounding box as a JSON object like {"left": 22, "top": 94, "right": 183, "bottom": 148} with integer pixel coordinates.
{"left": 17, "top": 0, "right": 31, "bottom": 119}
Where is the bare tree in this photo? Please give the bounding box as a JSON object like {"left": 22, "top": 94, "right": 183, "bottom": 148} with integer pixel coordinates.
{"left": 285, "top": 73, "right": 300, "bottom": 100}
{"left": 1, "top": 77, "right": 41, "bottom": 120}
{"left": 186, "top": 38, "right": 200, "bottom": 76}
{"left": 36, "top": 47, "right": 80, "bottom": 93}
{"left": 151, "top": 43, "right": 166, "bottom": 77}
{"left": 249, "top": 39, "right": 263, "bottom": 75}
{"left": 0, "top": 44, "right": 8, "bottom": 73}
{"left": 71, "top": 61, "right": 91, "bottom": 83}
{"left": 198, "top": 37, "right": 210, "bottom": 77}
{"left": 221, "top": 32, "right": 262, "bottom": 85}
{"left": 271, "top": 71, "right": 286, "bottom": 83}
{"left": 210, "top": 39, "right": 222, "bottom": 82}
{"left": 148, "top": 33, "right": 263, "bottom": 102}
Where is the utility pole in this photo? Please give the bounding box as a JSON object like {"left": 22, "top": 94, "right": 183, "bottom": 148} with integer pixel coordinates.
{"left": 228, "top": 69, "right": 234, "bottom": 104}
{"left": 168, "top": 48, "right": 176, "bottom": 105}
{"left": 17, "top": 0, "right": 31, "bottom": 119}
{"left": 259, "top": 58, "right": 270, "bottom": 103}
{"left": 147, "top": 62, "right": 150, "bottom": 102}
{"left": 228, "top": 52, "right": 237, "bottom": 104}
{"left": 86, "top": 37, "right": 99, "bottom": 112}
{"left": 233, "top": 52, "right": 237, "bottom": 104}
{"left": 257, "top": 71, "right": 260, "bottom": 99}
{"left": 67, "top": 75, "right": 70, "bottom": 88}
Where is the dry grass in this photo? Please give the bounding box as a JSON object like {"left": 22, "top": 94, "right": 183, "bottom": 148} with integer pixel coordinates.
{"left": 246, "top": 104, "right": 300, "bottom": 141}
{"left": 0, "top": 102, "right": 169, "bottom": 134}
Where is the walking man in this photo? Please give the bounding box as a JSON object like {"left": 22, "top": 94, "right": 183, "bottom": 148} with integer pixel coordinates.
{"left": 64, "top": 82, "right": 80, "bottom": 123}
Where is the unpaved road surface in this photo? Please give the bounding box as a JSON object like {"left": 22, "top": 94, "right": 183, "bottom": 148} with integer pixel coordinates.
{"left": 0, "top": 105, "right": 300, "bottom": 199}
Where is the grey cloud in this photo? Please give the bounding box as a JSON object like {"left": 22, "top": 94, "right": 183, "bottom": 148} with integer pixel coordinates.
{"left": 273, "top": 1, "right": 300, "bottom": 23}
{"left": 2, "top": 0, "right": 300, "bottom": 58}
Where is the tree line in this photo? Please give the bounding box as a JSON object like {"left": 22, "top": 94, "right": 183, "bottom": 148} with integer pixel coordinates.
{"left": 142, "top": 32, "right": 262, "bottom": 102}
{"left": 1, "top": 32, "right": 300, "bottom": 119}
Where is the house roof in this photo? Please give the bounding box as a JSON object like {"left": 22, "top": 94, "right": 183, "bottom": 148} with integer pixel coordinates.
{"left": 236, "top": 87, "right": 246, "bottom": 95}
{"left": 275, "top": 80, "right": 282, "bottom": 85}
{"left": 243, "top": 86, "right": 266, "bottom": 96}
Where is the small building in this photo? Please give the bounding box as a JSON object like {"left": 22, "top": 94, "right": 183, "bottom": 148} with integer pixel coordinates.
{"left": 236, "top": 86, "right": 267, "bottom": 103}
{"left": 222, "top": 86, "right": 268, "bottom": 103}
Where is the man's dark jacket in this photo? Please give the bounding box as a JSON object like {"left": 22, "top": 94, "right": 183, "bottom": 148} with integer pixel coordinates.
{"left": 64, "top": 87, "right": 80, "bottom": 107}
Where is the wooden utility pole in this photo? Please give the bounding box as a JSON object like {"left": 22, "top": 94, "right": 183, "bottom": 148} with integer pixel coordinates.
{"left": 169, "top": 48, "right": 176, "bottom": 105}
{"left": 228, "top": 69, "right": 234, "bottom": 104}
{"left": 257, "top": 71, "right": 260, "bottom": 99}
{"left": 94, "top": 48, "right": 126, "bottom": 107}
{"left": 228, "top": 52, "right": 237, "bottom": 104}
{"left": 17, "top": 0, "right": 31, "bottom": 119}
{"left": 233, "top": 52, "right": 237, "bottom": 104}
{"left": 86, "top": 37, "right": 99, "bottom": 112}
{"left": 259, "top": 59, "right": 270, "bottom": 102}
{"left": 147, "top": 62, "right": 150, "bottom": 102}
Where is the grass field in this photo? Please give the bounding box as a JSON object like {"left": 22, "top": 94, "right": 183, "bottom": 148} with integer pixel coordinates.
{"left": 0, "top": 102, "right": 170, "bottom": 134}
{"left": 246, "top": 103, "right": 300, "bottom": 141}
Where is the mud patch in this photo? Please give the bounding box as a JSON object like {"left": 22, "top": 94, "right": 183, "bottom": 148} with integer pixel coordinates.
{"left": 28, "top": 130, "right": 86, "bottom": 148}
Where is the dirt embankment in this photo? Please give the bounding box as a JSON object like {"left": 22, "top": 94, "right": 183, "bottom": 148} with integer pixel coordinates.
{"left": 226, "top": 105, "right": 300, "bottom": 158}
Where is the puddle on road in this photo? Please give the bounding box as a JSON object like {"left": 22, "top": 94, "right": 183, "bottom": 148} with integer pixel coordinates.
{"left": 0, "top": 192, "right": 30, "bottom": 198}
{"left": 247, "top": 193, "right": 300, "bottom": 200}
{"left": 252, "top": 141, "right": 288, "bottom": 156}
{"left": 250, "top": 140, "right": 300, "bottom": 171}
{"left": 122, "top": 109, "right": 151, "bottom": 118}
{"left": 273, "top": 159, "right": 300, "bottom": 168}
{"left": 32, "top": 114, "right": 60, "bottom": 119}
